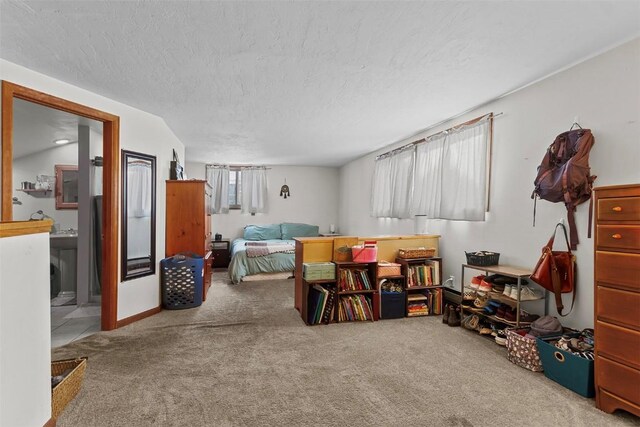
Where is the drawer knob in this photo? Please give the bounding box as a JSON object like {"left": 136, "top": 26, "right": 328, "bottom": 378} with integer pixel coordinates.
{"left": 612, "top": 233, "right": 622, "bottom": 239}
{"left": 612, "top": 206, "right": 623, "bottom": 212}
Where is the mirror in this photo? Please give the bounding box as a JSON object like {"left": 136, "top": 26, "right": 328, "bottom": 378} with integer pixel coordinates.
{"left": 121, "top": 150, "right": 156, "bottom": 281}
{"left": 55, "top": 165, "right": 79, "bottom": 209}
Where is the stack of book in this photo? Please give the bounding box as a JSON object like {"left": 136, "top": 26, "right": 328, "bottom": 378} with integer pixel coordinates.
{"left": 307, "top": 285, "right": 337, "bottom": 325}
{"left": 338, "top": 269, "right": 372, "bottom": 291}
{"left": 338, "top": 295, "right": 374, "bottom": 321}
{"left": 406, "top": 260, "right": 441, "bottom": 287}
{"left": 407, "top": 288, "right": 443, "bottom": 316}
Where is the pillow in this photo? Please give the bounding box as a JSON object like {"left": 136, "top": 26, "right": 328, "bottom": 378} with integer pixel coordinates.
{"left": 243, "top": 224, "right": 282, "bottom": 241}
{"left": 281, "top": 223, "right": 319, "bottom": 240}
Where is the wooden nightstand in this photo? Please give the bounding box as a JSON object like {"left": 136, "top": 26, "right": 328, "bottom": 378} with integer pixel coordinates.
{"left": 210, "top": 240, "right": 231, "bottom": 268}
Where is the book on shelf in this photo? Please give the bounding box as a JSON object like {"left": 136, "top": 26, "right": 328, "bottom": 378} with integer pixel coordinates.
{"left": 308, "top": 284, "right": 333, "bottom": 325}
{"left": 321, "top": 287, "right": 337, "bottom": 324}
{"left": 406, "top": 260, "right": 441, "bottom": 287}
{"left": 406, "top": 288, "right": 443, "bottom": 316}
{"left": 338, "top": 268, "right": 372, "bottom": 292}
{"left": 337, "top": 294, "right": 374, "bottom": 322}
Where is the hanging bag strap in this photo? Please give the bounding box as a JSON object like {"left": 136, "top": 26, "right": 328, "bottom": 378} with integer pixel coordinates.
{"left": 549, "top": 223, "right": 576, "bottom": 316}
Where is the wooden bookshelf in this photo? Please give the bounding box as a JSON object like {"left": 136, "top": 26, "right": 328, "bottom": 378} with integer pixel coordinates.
{"left": 396, "top": 257, "right": 444, "bottom": 317}
{"left": 335, "top": 261, "right": 379, "bottom": 322}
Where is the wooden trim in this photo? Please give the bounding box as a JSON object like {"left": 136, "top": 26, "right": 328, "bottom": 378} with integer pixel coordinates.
{"left": 1, "top": 80, "right": 119, "bottom": 331}
{"left": 0, "top": 219, "right": 53, "bottom": 238}
{"left": 43, "top": 417, "right": 56, "bottom": 427}
{"left": 116, "top": 305, "right": 161, "bottom": 328}
{"left": 1, "top": 82, "right": 14, "bottom": 221}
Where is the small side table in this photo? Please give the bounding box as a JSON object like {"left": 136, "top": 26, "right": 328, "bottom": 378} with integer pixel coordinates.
{"left": 211, "top": 240, "right": 230, "bottom": 268}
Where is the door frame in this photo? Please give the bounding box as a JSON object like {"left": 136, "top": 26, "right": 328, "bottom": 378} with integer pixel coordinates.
{"left": 1, "top": 81, "right": 119, "bottom": 331}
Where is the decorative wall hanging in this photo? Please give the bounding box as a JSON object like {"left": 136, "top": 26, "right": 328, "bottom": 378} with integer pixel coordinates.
{"left": 280, "top": 179, "right": 291, "bottom": 199}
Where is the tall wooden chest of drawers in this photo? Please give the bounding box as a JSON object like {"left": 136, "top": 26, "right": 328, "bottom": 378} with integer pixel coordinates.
{"left": 166, "top": 180, "right": 213, "bottom": 301}
{"left": 593, "top": 184, "right": 640, "bottom": 416}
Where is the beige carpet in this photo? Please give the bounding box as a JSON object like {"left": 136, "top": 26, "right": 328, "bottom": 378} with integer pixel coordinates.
{"left": 53, "top": 272, "right": 639, "bottom": 426}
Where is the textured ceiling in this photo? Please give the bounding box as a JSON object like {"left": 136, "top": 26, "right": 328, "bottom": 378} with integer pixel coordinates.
{"left": 1, "top": 1, "right": 639, "bottom": 166}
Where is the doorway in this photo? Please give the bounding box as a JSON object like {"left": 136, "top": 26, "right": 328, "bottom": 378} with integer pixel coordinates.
{"left": 2, "top": 81, "right": 119, "bottom": 331}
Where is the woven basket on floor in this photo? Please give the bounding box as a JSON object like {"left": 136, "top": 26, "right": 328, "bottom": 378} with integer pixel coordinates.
{"left": 52, "top": 357, "right": 88, "bottom": 419}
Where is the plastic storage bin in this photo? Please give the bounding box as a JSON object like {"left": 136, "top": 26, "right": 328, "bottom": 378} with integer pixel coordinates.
{"left": 381, "top": 291, "right": 406, "bottom": 319}
{"left": 161, "top": 253, "right": 203, "bottom": 309}
{"left": 352, "top": 241, "right": 377, "bottom": 263}
{"left": 536, "top": 336, "right": 595, "bottom": 397}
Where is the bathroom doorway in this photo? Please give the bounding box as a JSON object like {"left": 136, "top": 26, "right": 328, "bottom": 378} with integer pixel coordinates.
{"left": 1, "top": 81, "right": 120, "bottom": 331}
{"left": 11, "top": 99, "right": 104, "bottom": 346}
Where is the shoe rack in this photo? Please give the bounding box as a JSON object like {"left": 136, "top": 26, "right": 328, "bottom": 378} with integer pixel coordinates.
{"left": 459, "top": 263, "right": 548, "bottom": 328}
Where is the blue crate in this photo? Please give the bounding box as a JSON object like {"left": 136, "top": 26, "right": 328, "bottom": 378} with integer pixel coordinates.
{"left": 381, "top": 291, "right": 406, "bottom": 319}
{"left": 536, "top": 336, "right": 595, "bottom": 398}
{"left": 161, "top": 253, "right": 203, "bottom": 309}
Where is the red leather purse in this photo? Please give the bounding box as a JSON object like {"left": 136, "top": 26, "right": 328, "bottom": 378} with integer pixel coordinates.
{"left": 530, "top": 223, "right": 576, "bottom": 316}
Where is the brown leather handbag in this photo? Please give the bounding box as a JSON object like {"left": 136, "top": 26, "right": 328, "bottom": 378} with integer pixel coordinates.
{"left": 530, "top": 223, "right": 576, "bottom": 316}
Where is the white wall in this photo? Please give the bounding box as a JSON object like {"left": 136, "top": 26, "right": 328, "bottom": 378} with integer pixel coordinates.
{"left": 339, "top": 38, "right": 640, "bottom": 329}
{"left": 1, "top": 59, "right": 186, "bottom": 321}
{"left": 13, "top": 142, "right": 79, "bottom": 229}
{"left": 186, "top": 162, "right": 340, "bottom": 240}
{"left": 0, "top": 231, "right": 51, "bottom": 427}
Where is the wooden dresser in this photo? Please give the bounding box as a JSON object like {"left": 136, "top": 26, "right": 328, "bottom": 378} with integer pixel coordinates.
{"left": 166, "top": 180, "right": 213, "bottom": 300}
{"left": 593, "top": 184, "right": 640, "bottom": 416}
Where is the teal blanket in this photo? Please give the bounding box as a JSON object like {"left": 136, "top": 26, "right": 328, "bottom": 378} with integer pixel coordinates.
{"left": 228, "top": 239, "right": 295, "bottom": 284}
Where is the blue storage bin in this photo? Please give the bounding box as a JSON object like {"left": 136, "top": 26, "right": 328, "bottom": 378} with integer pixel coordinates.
{"left": 161, "top": 253, "right": 203, "bottom": 309}
{"left": 536, "top": 336, "right": 595, "bottom": 398}
{"left": 381, "top": 291, "right": 405, "bottom": 319}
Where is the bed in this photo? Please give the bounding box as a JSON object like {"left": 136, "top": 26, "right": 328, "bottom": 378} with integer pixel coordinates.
{"left": 228, "top": 223, "right": 319, "bottom": 284}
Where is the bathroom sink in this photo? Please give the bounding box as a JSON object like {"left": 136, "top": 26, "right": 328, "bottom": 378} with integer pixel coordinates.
{"left": 50, "top": 233, "right": 77, "bottom": 250}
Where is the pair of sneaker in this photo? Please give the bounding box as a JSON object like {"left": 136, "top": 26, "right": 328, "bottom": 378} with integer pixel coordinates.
{"left": 502, "top": 285, "right": 542, "bottom": 301}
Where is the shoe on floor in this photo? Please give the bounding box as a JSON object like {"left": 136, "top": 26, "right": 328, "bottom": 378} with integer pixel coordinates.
{"left": 495, "top": 332, "right": 508, "bottom": 346}
{"left": 442, "top": 305, "right": 450, "bottom": 324}
{"left": 519, "top": 286, "right": 542, "bottom": 301}
{"left": 448, "top": 306, "right": 461, "bottom": 327}
{"left": 470, "top": 275, "right": 485, "bottom": 290}
{"left": 502, "top": 284, "right": 512, "bottom": 297}
{"left": 473, "top": 292, "right": 490, "bottom": 308}
{"left": 478, "top": 279, "right": 493, "bottom": 293}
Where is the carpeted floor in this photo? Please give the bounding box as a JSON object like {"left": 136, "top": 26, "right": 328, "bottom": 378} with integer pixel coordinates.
{"left": 53, "top": 272, "right": 639, "bottom": 426}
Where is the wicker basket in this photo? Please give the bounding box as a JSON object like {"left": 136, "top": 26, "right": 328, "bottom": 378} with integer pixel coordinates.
{"left": 397, "top": 247, "right": 436, "bottom": 259}
{"left": 465, "top": 251, "right": 500, "bottom": 266}
{"left": 378, "top": 261, "right": 401, "bottom": 277}
{"left": 52, "top": 357, "right": 88, "bottom": 419}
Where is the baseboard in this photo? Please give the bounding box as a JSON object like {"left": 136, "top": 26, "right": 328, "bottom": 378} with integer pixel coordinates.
{"left": 116, "top": 306, "right": 161, "bottom": 328}
{"left": 44, "top": 417, "right": 56, "bottom": 427}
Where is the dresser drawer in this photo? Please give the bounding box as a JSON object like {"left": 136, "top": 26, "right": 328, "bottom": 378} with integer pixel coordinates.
{"left": 597, "top": 226, "right": 640, "bottom": 251}
{"left": 598, "top": 197, "right": 640, "bottom": 221}
{"left": 597, "top": 286, "right": 640, "bottom": 329}
{"left": 596, "top": 321, "right": 640, "bottom": 369}
{"left": 596, "top": 252, "right": 640, "bottom": 291}
{"left": 597, "top": 355, "right": 640, "bottom": 406}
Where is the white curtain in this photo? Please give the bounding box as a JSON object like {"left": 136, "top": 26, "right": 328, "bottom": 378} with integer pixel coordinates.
{"left": 127, "top": 163, "right": 152, "bottom": 218}
{"left": 206, "top": 165, "right": 230, "bottom": 214}
{"left": 412, "top": 133, "right": 446, "bottom": 218}
{"left": 127, "top": 162, "right": 152, "bottom": 259}
{"left": 370, "top": 147, "right": 415, "bottom": 218}
{"left": 241, "top": 167, "right": 268, "bottom": 214}
{"left": 412, "top": 116, "right": 490, "bottom": 221}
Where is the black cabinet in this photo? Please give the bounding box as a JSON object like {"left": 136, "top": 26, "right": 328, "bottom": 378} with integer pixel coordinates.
{"left": 211, "top": 240, "right": 230, "bottom": 268}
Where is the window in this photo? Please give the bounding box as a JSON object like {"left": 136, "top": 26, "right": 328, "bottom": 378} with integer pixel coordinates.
{"left": 371, "top": 113, "right": 493, "bottom": 221}
{"left": 228, "top": 167, "right": 242, "bottom": 210}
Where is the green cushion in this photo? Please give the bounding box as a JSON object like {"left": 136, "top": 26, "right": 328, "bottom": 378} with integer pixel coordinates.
{"left": 243, "top": 224, "right": 282, "bottom": 241}
{"left": 281, "top": 223, "right": 319, "bottom": 240}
